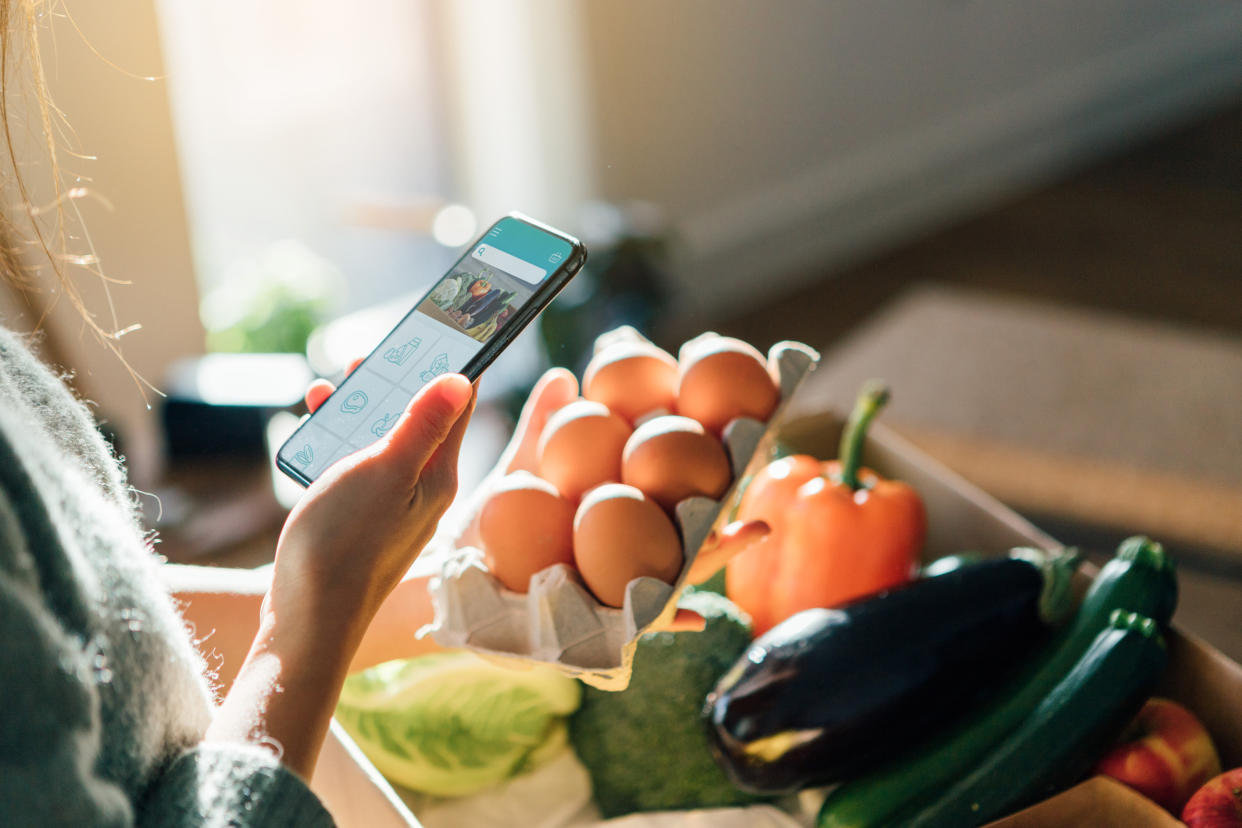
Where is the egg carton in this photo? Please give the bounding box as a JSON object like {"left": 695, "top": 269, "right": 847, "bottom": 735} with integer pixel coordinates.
{"left": 426, "top": 327, "right": 819, "bottom": 690}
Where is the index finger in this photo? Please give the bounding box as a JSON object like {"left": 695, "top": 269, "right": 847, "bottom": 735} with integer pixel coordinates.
{"left": 501, "top": 368, "right": 579, "bottom": 474}
{"left": 304, "top": 356, "right": 365, "bottom": 412}
{"left": 305, "top": 379, "right": 335, "bottom": 413}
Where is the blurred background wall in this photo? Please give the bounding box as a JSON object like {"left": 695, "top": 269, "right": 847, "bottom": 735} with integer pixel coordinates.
{"left": 577, "top": 1, "right": 1242, "bottom": 320}
{"left": 3, "top": 0, "right": 1241, "bottom": 488}
{"left": 0, "top": 0, "right": 202, "bottom": 486}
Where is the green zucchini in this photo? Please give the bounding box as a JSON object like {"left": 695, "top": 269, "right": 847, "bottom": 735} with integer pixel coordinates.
{"left": 817, "top": 536, "right": 1177, "bottom": 828}
{"left": 903, "top": 610, "right": 1166, "bottom": 827}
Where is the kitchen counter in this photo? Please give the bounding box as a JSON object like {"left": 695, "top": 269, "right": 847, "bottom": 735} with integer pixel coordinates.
{"left": 790, "top": 283, "right": 1242, "bottom": 660}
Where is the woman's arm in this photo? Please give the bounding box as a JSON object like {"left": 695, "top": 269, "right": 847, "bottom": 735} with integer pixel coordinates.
{"left": 168, "top": 564, "right": 446, "bottom": 703}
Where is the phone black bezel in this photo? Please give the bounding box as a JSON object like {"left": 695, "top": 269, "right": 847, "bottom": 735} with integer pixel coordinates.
{"left": 276, "top": 212, "right": 587, "bottom": 487}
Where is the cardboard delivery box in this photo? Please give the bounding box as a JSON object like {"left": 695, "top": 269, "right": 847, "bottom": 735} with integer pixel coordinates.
{"left": 778, "top": 411, "right": 1242, "bottom": 827}
{"left": 309, "top": 721, "right": 421, "bottom": 827}
{"left": 306, "top": 408, "right": 1242, "bottom": 828}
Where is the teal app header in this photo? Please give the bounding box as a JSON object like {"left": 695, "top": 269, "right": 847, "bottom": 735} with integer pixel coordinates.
{"left": 485, "top": 217, "right": 572, "bottom": 270}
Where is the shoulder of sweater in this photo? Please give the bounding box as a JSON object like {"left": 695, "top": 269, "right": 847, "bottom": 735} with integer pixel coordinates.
{"left": 0, "top": 326, "right": 137, "bottom": 513}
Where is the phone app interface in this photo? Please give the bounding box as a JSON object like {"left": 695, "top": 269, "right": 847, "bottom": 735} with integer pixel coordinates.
{"left": 281, "top": 217, "right": 573, "bottom": 482}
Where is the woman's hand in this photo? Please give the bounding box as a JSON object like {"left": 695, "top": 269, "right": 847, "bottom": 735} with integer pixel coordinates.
{"left": 270, "top": 372, "right": 475, "bottom": 633}
{"left": 207, "top": 371, "right": 475, "bottom": 779}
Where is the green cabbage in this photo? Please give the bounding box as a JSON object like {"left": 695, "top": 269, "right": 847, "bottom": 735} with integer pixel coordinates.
{"left": 336, "top": 652, "right": 581, "bottom": 797}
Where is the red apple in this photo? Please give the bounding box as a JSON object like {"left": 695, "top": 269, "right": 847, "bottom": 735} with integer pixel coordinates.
{"left": 1182, "top": 767, "right": 1242, "bottom": 827}
{"left": 1093, "top": 697, "right": 1222, "bottom": 813}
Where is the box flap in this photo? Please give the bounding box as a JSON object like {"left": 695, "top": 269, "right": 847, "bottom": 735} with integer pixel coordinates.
{"left": 984, "top": 776, "right": 1182, "bottom": 827}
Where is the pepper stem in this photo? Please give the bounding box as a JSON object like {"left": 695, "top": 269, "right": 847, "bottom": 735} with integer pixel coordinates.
{"left": 838, "top": 380, "right": 890, "bottom": 491}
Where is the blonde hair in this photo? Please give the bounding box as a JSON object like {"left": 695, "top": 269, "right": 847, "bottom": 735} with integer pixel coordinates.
{"left": 0, "top": 0, "right": 144, "bottom": 388}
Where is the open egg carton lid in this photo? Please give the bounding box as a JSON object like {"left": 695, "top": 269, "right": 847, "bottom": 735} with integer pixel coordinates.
{"left": 426, "top": 327, "right": 819, "bottom": 690}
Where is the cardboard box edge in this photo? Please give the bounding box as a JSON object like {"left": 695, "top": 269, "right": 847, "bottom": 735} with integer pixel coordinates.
{"left": 309, "top": 719, "right": 422, "bottom": 828}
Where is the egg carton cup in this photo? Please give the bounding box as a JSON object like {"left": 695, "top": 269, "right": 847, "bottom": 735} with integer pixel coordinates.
{"left": 426, "top": 327, "right": 819, "bottom": 690}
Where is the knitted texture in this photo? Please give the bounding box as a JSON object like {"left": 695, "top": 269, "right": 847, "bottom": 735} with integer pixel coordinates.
{"left": 0, "top": 328, "right": 332, "bottom": 827}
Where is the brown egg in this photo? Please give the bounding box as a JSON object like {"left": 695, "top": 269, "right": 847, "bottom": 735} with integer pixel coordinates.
{"left": 582, "top": 341, "right": 679, "bottom": 424}
{"left": 677, "top": 336, "right": 780, "bottom": 435}
{"left": 537, "top": 400, "right": 632, "bottom": 501}
{"left": 621, "top": 415, "right": 732, "bottom": 512}
{"left": 478, "top": 472, "right": 577, "bottom": 593}
{"left": 572, "top": 483, "right": 684, "bottom": 608}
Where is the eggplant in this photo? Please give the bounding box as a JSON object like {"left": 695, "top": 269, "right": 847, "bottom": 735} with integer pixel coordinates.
{"left": 920, "top": 551, "right": 984, "bottom": 578}
{"left": 703, "top": 547, "right": 1080, "bottom": 795}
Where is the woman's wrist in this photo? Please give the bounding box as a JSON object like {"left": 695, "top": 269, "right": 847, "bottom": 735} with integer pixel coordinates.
{"left": 259, "top": 582, "right": 375, "bottom": 671}
{"left": 207, "top": 598, "right": 363, "bottom": 780}
{"left": 263, "top": 541, "right": 388, "bottom": 655}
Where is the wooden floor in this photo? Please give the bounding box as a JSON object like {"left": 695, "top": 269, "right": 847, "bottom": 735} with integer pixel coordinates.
{"left": 716, "top": 101, "right": 1242, "bottom": 352}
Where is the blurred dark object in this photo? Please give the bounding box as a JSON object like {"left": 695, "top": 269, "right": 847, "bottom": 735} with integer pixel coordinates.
{"left": 538, "top": 201, "right": 671, "bottom": 376}
{"left": 161, "top": 353, "right": 312, "bottom": 460}
{"left": 163, "top": 403, "right": 267, "bottom": 459}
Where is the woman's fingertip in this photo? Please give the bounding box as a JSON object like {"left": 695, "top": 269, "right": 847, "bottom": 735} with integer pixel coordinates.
{"left": 552, "top": 366, "right": 578, "bottom": 388}
{"left": 305, "top": 379, "right": 334, "bottom": 412}
{"left": 442, "top": 373, "right": 473, "bottom": 412}
{"left": 539, "top": 366, "right": 578, "bottom": 401}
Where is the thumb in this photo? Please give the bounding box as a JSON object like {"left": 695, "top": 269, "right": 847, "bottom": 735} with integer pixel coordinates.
{"left": 382, "top": 374, "right": 473, "bottom": 476}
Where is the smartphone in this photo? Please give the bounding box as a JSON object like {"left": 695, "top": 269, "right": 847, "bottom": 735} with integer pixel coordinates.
{"left": 276, "top": 213, "right": 586, "bottom": 486}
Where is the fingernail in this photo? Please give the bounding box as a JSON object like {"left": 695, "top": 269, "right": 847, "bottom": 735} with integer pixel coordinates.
{"left": 441, "top": 373, "right": 472, "bottom": 413}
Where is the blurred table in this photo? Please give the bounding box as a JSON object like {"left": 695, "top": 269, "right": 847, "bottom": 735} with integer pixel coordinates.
{"left": 152, "top": 456, "right": 285, "bottom": 568}
{"left": 791, "top": 283, "right": 1242, "bottom": 555}
{"left": 790, "top": 283, "right": 1242, "bottom": 660}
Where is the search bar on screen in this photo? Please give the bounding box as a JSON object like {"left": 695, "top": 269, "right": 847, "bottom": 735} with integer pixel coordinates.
{"left": 471, "top": 244, "right": 547, "bottom": 284}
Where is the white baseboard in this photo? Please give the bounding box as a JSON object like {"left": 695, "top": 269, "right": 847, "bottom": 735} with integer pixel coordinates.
{"left": 671, "top": 5, "right": 1242, "bottom": 320}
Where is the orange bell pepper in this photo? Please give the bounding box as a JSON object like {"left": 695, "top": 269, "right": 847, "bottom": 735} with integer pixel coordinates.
{"left": 726, "top": 382, "right": 925, "bottom": 635}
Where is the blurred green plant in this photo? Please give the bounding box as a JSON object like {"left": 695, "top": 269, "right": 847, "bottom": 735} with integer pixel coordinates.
{"left": 201, "top": 240, "right": 345, "bottom": 354}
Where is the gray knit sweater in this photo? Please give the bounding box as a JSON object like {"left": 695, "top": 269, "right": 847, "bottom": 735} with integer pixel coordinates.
{"left": 0, "top": 328, "right": 334, "bottom": 827}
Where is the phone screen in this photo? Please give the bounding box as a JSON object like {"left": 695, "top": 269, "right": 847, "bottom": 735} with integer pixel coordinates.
{"left": 276, "top": 214, "right": 584, "bottom": 485}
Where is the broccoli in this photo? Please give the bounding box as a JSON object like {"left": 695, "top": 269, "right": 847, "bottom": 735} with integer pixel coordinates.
{"left": 568, "top": 589, "right": 768, "bottom": 817}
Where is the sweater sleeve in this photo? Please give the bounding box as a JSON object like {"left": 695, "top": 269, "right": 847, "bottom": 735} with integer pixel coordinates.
{"left": 138, "top": 743, "right": 335, "bottom": 827}
{"left": 0, "top": 488, "right": 334, "bottom": 828}
{"left": 0, "top": 548, "right": 133, "bottom": 827}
